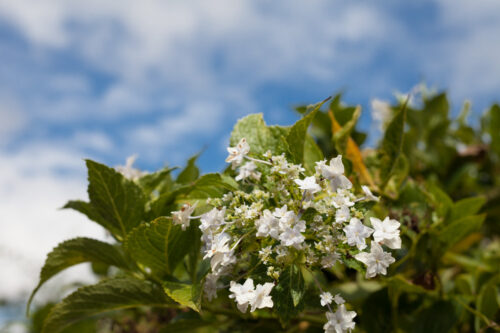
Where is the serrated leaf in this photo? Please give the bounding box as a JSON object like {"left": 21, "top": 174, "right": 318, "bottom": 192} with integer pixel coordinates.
{"left": 272, "top": 265, "right": 305, "bottom": 323}
{"left": 229, "top": 114, "right": 289, "bottom": 156}
{"left": 85, "top": 159, "right": 146, "bottom": 239}
{"left": 63, "top": 200, "right": 113, "bottom": 233}
{"left": 42, "top": 277, "right": 171, "bottom": 333}
{"left": 177, "top": 154, "right": 200, "bottom": 184}
{"left": 28, "top": 237, "right": 130, "bottom": 313}
{"left": 125, "top": 217, "right": 198, "bottom": 276}
{"left": 163, "top": 281, "right": 202, "bottom": 312}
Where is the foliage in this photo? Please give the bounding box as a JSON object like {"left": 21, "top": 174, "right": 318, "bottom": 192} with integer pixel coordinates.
{"left": 25, "top": 91, "right": 500, "bottom": 332}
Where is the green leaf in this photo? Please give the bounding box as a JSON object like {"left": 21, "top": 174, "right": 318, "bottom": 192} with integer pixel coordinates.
{"left": 272, "top": 265, "right": 305, "bottom": 323}
{"left": 412, "top": 301, "right": 459, "bottom": 333}
{"left": 332, "top": 105, "right": 361, "bottom": 154}
{"left": 448, "top": 196, "right": 486, "bottom": 223}
{"left": 28, "top": 237, "right": 130, "bottom": 313}
{"left": 426, "top": 182, "right": 453, "bottom": 221}
{"left": 163, "top": 281, "right": 202, "bottom": 312}
{"left": 63, "top": 200, "right": 111, "bottom": 232}
{"left": 160, "top": 318, "right": 213, "bottom": 333}
{"left": 229, "top": 114, "right": 289, "bottom": 156}
{"left": 177, "top": 154, "right": 200, "bottom": 184}
{"left": 182, "top": 173, "right": 238, "bottom": 204}
{"left": 482, "top": 104, "right": 500, "bottom": 156}
{"left": 439, "top": 214, "right": 485, "bottom": 251}
{"left": 287, "top": 100, "right": 326, "bottom": 164}
{"left": 303, "top": 135, "right": 324, "bottom": 174}
{"left": 475, "top": 275, "right": 500, "bottom": 331}
{"left": 42, "top": 277, "right": 171, "bottom": 333}
{"left": 85, "top": 159, "right": 146, "bottom": 239}
{"left": 380, "top": 101, "right": 407, "bottom": 185}
{"left": 137, "top": 166, "right": 176, "bottom": 197}
{"left": 125, "top": 217, "right": 198, "bottom": 276}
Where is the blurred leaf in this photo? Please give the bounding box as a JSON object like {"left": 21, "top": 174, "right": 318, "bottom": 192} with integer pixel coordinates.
{"left": 475, "top": 275, "right": 500, "bottom": 331}
{"left": 138, "top": 166, "right": 176, "bottom": 197}
{"left": 42, "top": 277, "right": 171, "bottom": 333}
{"left": 28, "top": 237, "right": 129, "bottom": 313}
{"left": 449, "top": 196, "right": 486, "bottom": 223}
{"left": 380, "top": 101, "right": 407, "bottom": 186}
{"left": 439, "top": 214, "right": 485, "bottom": 251}
{"left": 177, "top": 154, "right": 200, "bottom": 184}
{"left": 303, "top": 135, "right": 324, "bottom": 174}
{"left": 412, "top": 300, "right": 459, "bottom": 333}
{"left": 328, "top": 109, "right": 376, "bottom": 188}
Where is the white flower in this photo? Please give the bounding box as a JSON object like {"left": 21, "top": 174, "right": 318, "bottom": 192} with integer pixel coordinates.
{"left": 204, "top": 232, "right": 235, "bottom": 273}
{"left": 226, "top": 138, "right": 250, "bottom": 169}
{"left": 343, "top": 218, "right": 374, "bottom": 250}
{"left": 279, "top": 221, "right": 306, "bottom": 249}
{"left": 204, "top": 273, "right": 218, "bottom": 301}
{"left": 172, "top": 202, "right": 197, "bottom": 231}
{"left": 334, "top": 294, "right": 345, "bottom": 305}
{"left": 371, "top": 217, "right": 401, "bottom": 249}
{"left": 255, "top": 210, "right": 280, "bottom": 239}
{"left": 229, "top": 279, "right": 255, "bottom": 313}
{"left": 249, "top": 282, "right": 274, "bottom": 312}
{"left": 323, "top": 304, "right": 357, "bottom": 333}
{"left": 321, "top": 253, "right": 340, "bottom": 268}
{"left": 331, "top": 192, "right": 354, "bottom": 208}
{"left": 361, "top": 185, "right": 379, "bottom": 202}
{"left": 236, "top": 161, "right": 261, "bottom": 181}
{"left": 335, "top": 206, "right": 351, "bottom": 224}
{"left": 316, "top": 156, "right": 352, "bottom": 191}
{"left": 258, "top": 246, "right": 273, "bottom": 264}
{"left": 115, "top": 155, "right": 146, "bottom": 180}
{"left": 354, "top": 242, "right": 395, "bottom": 278}
{"left": 320, "top": 292, "right": 333, "bottom": 306}
{"left": 273, "top": 205, "right": 289, "bottom": 219}
{"left": 229, "top": 279, "right": 274, "bottom": 313}
{"left": 295, "top": 176, "right": 321, "bottom": 194}
{"left": 200, "top": 207, "right": 226, "bottom": 233}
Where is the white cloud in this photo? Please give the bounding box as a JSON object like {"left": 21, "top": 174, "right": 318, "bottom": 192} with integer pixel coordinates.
{"left": 0, "top": 146, "right": 106, "bottom": 302}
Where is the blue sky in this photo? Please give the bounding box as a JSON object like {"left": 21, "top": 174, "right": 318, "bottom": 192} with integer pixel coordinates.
{"left": 0, "top": 0, "right": 500, "bottom": 307}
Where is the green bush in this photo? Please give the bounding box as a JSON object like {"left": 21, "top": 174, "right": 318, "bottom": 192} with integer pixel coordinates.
{"left": 27, "top": 92, "right": 500, "bottom": 332}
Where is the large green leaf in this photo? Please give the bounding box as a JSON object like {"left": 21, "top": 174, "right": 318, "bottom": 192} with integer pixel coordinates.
{"left": 177, "top": 154, "right": 200, "bottom": 184}
{"left": 286, "top": 102, "right": 324, "bottom": 164}
{"left": 303, "top": 135, "right": 324, "bottom": 174}
{"left": 475, "top": 275, "right": 500, "bottom": 331}
{"left": 182, "top": 173, "right": 238, "bottom": 204}
{"left": 125, "top": 217, "right": 198, "bottom": 275}
{"left": 85, "top": 160, "right": 146, "bottom": 239}
{"left": 42, "top": 277, "right": 171, "bottom": 333}
{"left": 448, "top": 196, "right": 486, "bottom": 223}
{"left": 63, "top": 200, "right": 112, "bottom": 233}
{"left": 28, "top": 237, "right": 129, "bottom": 313}
{"left": 439, "top": 214, "right": 485, "bottom": 251}
{"left": 380, "top": 101, "right": 407, "bottom": 185}
{"left": 272, "top": 265, "right": 305, "bottom": 323}
{"left": 229, "top": 114, "right": 289, "bottom": 156}
{"left": 412, "top": 300, "right": 459, "bottom": 333}
{"left": 163, "top": 281, "right": 202, "bottom": 312}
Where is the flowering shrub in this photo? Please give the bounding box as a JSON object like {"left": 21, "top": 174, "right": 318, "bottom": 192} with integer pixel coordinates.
{"left": 26, "top": 93, "right": 500, "bottom": 332}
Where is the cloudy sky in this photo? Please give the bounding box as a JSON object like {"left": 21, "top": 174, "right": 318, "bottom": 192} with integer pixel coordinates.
{"left": 0, "top": 0, "right": 499, "bottom": 317}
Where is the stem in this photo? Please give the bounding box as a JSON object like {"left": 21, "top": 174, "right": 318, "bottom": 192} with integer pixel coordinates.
{"left": 245, "top": 156, "right": 273, "bottom": 166}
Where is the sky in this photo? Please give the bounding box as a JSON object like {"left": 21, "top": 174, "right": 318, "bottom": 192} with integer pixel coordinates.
{"left": 0, "top": 0, "right": 500, "bottom": 321}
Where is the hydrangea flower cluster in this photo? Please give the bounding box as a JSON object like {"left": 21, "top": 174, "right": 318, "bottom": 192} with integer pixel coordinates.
{"left": 171, "top": 138, "right": 401, "bottom": 332}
